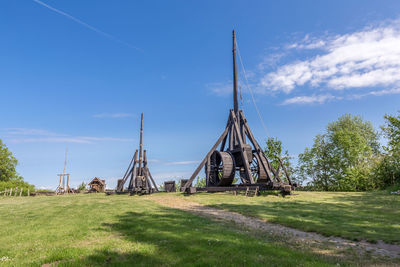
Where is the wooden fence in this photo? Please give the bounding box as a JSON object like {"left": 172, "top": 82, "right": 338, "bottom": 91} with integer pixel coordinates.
{"left": 0, "top": 187, "right": 30, "bottom": 197}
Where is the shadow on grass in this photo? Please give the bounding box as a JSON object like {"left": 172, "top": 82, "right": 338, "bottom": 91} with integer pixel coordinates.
{"left": 205, "top": 193, "right": 400, "bottom": 244}
{"left": 77, "top": 204, "right": 341, "bottom": 266}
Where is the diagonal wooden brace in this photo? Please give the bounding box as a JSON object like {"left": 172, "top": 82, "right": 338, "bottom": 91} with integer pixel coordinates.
{"left": 182, "top": 117, "right": 231, "bottom": 192}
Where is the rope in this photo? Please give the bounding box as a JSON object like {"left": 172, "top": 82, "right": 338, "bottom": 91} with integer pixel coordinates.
{"left": 235, "top": 40, "right": 289, "bottom": 181}
{"left": 235, "top": 40, "right": 270, "bottom": 139}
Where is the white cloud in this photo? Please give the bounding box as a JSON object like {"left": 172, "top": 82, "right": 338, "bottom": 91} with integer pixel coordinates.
{"left": 3, "top": 128, "right": 133, "bottom": 144}
{"left": 257, "top": 53, "right": 286, "bottom": 70}
{"left": 281, "top": 94, "right": 337, "bottom": 105}
{"left": 5, "top": 128, "right": 63, "bottom": 136}
{"left": 93, "top": 113, "right": 134, "bottom": 118}
{"left": 261, "top": 20, "right": 400, "bottom": 94}
{"left": 282, "top": 88, "right": 400, "bottom": 105}
{"left": 207, "top": 81, "right": 232, "bottom": 96}
{"left": 349, "top": 87, "right": 400, "bottom": 99}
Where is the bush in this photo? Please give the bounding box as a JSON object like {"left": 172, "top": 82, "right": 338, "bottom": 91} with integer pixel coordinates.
{"left": 194, "top": 177, "right": 206, "bottom": 187}
{"left": 78, "top": 182, "right": 87, "bottom": 191}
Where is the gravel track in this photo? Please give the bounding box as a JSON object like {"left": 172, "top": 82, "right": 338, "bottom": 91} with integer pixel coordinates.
{"left": 149, "top": 195, "right": 400, "bottom": 259}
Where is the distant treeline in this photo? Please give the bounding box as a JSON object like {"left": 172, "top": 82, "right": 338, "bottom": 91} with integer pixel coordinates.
{"left": 266, "top": 112, "right": 400, "bottom": 191}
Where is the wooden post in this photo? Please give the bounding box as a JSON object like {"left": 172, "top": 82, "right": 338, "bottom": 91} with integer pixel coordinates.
{"left": 128, "top": 151, "right": 139, "bottom": 190}
{"left": 28, "top": 189, "right": 30, "bottom": 197}
{"left": 66, "top": 174, "right": 70, "bottom": 194}
{"left": 206, "top": 156, "right": 210, "bottom": 187}
{"left": 62, "top": 174, "right": 65, "bottom": 193}
{"left": 231, "top": 110, "right": 254, "bottom": 184}
{"left": 232, "top": 30, "right": 239, "bottom": 117}
{"left": 279, "top": 158, "right": 293, "bottom": 185}
{"left": 138, "top": 113, "right": 144, "bottom": 179}
{"left": 117, "top": 150, "right": 137, "bottom": 192}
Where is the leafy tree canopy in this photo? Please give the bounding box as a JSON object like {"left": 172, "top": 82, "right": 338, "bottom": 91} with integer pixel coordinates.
{"left": 377, "top": 111, "right": 400, "bottom": 187}
{"left": 297, "top": 114, "right": 380, "bottom": 191}
{"left": 0, "top": 139, "right": 21, "bottom": 182}
{"left": 382, "top": 111, "right": 400, "bottom": 151}
{"left": 264, "top": 137, "right": 298, "bottom": 185}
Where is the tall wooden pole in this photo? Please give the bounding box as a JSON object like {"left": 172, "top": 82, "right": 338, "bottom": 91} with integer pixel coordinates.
{"left": 232, "top": 30, "right": 239, "bottom": 117}
{"left": 63, "top": 148, "right": 68, "bottom": 177}
{"left": 138, "top": 113, "right": 144, "bottom": 176}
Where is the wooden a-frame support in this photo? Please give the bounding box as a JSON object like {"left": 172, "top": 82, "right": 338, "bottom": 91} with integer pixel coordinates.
{"left": 182, "top": 109, "right": 279, "bottom": 192}
{"left": 116, "top": 113, "right": 158, "bottom": 194}
{"left": 182, "top": 30, "right": 292, "bottom": 193}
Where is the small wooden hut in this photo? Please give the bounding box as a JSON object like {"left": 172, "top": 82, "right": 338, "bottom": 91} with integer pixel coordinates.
{"left": 88, "top": 177, "right": 106, "bottom": 192}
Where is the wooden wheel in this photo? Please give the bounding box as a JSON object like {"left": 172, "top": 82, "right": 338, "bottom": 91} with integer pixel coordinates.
{"left": 206, "top": 150, "right": 235, "bottom": 186}
{"left": 240, "top": 153, "right": 269, "bottom": 183}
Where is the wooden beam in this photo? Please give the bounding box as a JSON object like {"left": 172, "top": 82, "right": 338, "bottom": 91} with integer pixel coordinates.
{"left": 147, "top": 168, "right": 159, "bottom": 192}
{"left": 182, "top": 119, "right": 231, "bottom": 192}
{"left": 220, "top": 116, "right": 231, "bottom": 151}
{"left": 240, "top": 110, "right": 276, "bottom": 182}
{"left": 230, "top": 110, "right": 254, "bottom": 184}
{"left": 128, "top": 151, "right": 139, "bottom": 190}
{"left": 117, "top": 150, "right": 138, "bottom": 192}
{"left": 205, "top": 156, "right": 210, "bottom": 187}
{"left": 279, "top": 158, "right": 293, "bottom": 185}
{"left": 229, "top": 123, "right": 234, "bottom": 150}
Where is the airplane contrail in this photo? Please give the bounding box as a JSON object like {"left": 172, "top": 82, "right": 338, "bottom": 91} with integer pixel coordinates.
{"left": 32, "top": 0, "right": 141, "bottom": 51}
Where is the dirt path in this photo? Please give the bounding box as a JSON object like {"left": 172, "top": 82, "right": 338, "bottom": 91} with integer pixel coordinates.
{"left": 148, "top": 195, "right": 400, "bottom": 259}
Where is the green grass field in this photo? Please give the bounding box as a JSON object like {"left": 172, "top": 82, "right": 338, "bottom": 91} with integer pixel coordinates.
{"left": 0, "top": 193, "right": 398, "bottom": 266}
{"left": 179, "top": 191, "right": 400, "bottom": 244}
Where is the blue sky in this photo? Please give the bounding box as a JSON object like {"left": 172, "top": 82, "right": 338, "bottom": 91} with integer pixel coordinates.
{"left": 1, "top": 0, "right": 400, "bottom": 189}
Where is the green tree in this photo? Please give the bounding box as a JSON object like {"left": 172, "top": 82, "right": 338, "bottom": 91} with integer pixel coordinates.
{"left": 0, "top": 139, "right": 20, "bottom": 181}
{"left": 264, "top": 137, "right": 298, "bottom": 184}
{"left": 377, "top": 111, "right": 400, "bottom": 187}
{"left": 297, "top": 114, "right": 380, "bottom": 191}
{"left": 382, "top": 112, "right": 400, "bottom": 149}
{"left": 297, "top": 134, "right": 334, "bottom": 190}
{"left": 0, "top": 139, "right": 34, "bottom": 194}
{"left": 78, "top": 182, "right": 87, "bottom": 191}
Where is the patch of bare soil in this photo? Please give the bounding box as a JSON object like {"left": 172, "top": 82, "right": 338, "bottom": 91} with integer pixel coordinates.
{"left": 149, "top": 195, "right": 400, "bottom": 260}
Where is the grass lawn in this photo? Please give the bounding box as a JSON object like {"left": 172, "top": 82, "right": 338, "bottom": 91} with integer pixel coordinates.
{"left": 177, "top": 191, "right": 400, "bottom": 244}
{"left": 0, "top": 194, "right": 360, "bottom": 266}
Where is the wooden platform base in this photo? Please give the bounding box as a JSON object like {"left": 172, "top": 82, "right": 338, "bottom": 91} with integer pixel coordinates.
{"left": 185, "top": 183, "right": 292, "bottom": 195}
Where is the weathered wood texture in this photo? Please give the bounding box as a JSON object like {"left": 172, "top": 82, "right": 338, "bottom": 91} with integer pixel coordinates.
{"left": 183, "top": 30, "right": 293, "bottom": 194}
{"left": 115, "top": 113, "right": 158, "bottom": 195}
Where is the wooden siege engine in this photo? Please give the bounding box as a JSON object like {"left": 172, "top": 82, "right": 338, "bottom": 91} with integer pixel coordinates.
{"left": 116, "top": 113, "right": 158, "bottom": 195}
{"left": 182, "top": 30, "right": 294, "bottom": 194}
